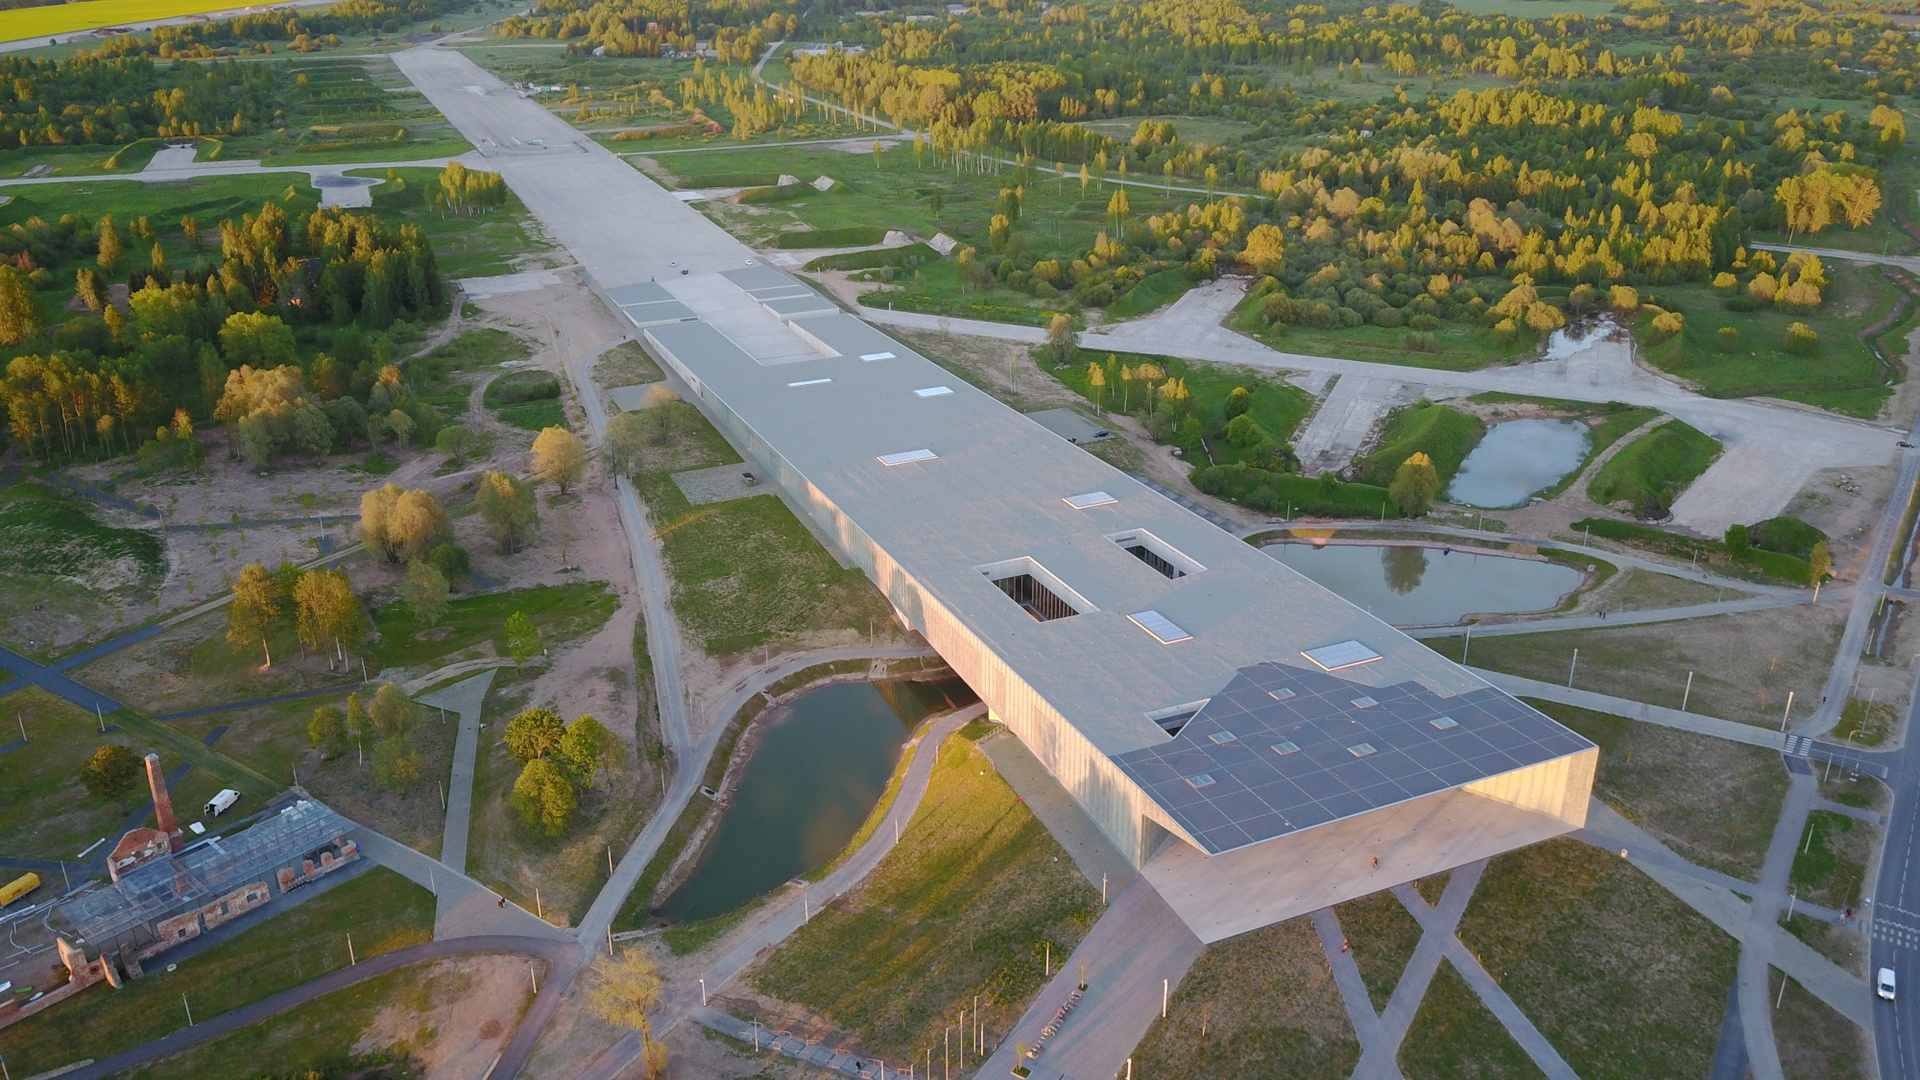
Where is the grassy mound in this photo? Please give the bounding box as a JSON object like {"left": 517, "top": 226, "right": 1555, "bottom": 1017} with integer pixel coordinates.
{"left": 1358, "top": 401, "right": 1486, "bottom": 486}
{"left": 777, "top": 226, "right": 887, "bottom": 248}
{"left": 1585, "top": 420, "right": 1721, "bottom": 508}
{"left": 1106, "top": 269, "right": 1195, "bottom": 318}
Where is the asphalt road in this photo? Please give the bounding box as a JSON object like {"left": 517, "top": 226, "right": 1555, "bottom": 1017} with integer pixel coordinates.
{"left": 1870, "top": 693, "right": 1920, "bottom": 1078}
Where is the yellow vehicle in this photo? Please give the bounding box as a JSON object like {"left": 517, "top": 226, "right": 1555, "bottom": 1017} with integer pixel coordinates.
{"left": 0, "top": 872, "right": 40, "bottom": 908}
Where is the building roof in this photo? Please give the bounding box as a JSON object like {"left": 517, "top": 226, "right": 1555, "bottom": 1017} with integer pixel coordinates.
{"left": 634, "top": 264, "right": 1593, "bottom": 856}
{"left": 1111, "top": 660, "right": 1594, "bottom": 855}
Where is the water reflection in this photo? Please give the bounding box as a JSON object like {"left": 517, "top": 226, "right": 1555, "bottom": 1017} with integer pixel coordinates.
{"left": 1446, "top": 419, "right": 1590, "bottom": 509}
{"left": 1268, "top": 543, "right": 1582, "bottom": 625}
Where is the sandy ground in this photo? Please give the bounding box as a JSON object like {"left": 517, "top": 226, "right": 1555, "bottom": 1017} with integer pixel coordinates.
{"left": 355, "top": 955, "right": 537, "bottom": 1079}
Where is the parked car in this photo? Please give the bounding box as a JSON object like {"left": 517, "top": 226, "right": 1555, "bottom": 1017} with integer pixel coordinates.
{"left": 1878, "top": 967, "right": 1897, "bottom": 1001}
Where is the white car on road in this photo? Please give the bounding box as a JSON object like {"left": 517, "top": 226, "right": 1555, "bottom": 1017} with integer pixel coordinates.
{"left": 1877, "top": 967, "right": 1897, "bottom": 1001}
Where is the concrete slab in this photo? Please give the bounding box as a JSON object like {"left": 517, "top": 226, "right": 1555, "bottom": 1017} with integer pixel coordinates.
{"left": 1025, "top": 408, "right": 1110, "bottom": 445}
{"left": 1294, "top": 376, "right": 1427, "bottom": 476}
{"left": 416, "top": 668, "right": 499, "bottom": 878}
{"left": 606, "top": 282, "right": 673, "bottom": 306}
{"left": 459, "top": 271, "right": 561, "bottom": 299}
{"left": 619, "top": 299, "right": 696, "bottom": 327}
{"left": 607, "top": 382, "right": 661, "bottom": 412}
{"left": 672, "top": 462, "right": 767, "bottom": 506}
{"left": 312, "top": 173, "right": 378, "bottom": 209}
{"left": 144, "top": 144, "right": 199, "bottom": 172}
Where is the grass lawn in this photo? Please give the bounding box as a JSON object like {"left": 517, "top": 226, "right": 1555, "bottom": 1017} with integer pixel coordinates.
{"left": 0, "top": 867, "right": 432, "bottom": 1077}
{"left": 626, "top": 404, "right": 894, "bottom": 656}
{"left": 1441, "top": 605, "right": 1843, "bottom": 726}
{"left": 1129, "top": 915, "right": 1359, "bottom": 1078}
{"left": 1770, "top": 969, "right": 1873, "bottom": 1080}
{"left": 747, "top": 732, "right": 1101, "bottom": 1062}
{"left": 0, "top": 686, "right": 220, "bottom": 863}
{"left": 1234, "top": 300, "right": 1537, "bottom": 372}
{"left": 1834, "top": 696, "right": 1897, "bottom": 747}
{"left": 1639, "top": 267, "right": 1906, "bottom": 407}
{"left": 73, "top": 605, "right": 371, "bottom": 715}
{"left": 1457, "top": 838, "right": 1738, "bottom": 1080}
{"left": 464, "top": 667, "right": 655, "bottom": 924}
{"left": 1592, "top": 568, "right": 1727, "bottom": 611}
{"left": 1789, "top": 810, "right": 1875, "bottom": 911}
{"left": 1335, "top": 889, "right": 1424, "bottom": 1012}
{"left": 370, "top": 581, "right": 618, "bottom": 671}
{"left": 412, "top": 327, "right": 534, "bottom": 420}
{"left": 1527, "top": 700, "right": 1787, "bottom": 879}
{"left": 1585, "top": 420, "right": 1722, "bottom": 508}
{"left": 1105, "top": 269, "right": 1195, "bottom": 318}
{"left": 1049, "top": 348, "right": 1313, "bottom": 466}
{"left": 1398, "top": 962, "right": 1546, "bottom": 1080}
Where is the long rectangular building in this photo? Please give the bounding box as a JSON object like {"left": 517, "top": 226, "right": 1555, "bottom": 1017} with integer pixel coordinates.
{"left": 620, "top": 267, "right": 1595, "bottom": 943}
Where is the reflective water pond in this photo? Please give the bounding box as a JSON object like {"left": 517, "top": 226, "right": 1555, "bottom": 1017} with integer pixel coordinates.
{"left": 1265, "top": 542, "right": 1583, "bottom": 626}
{"left": 658, "top": 677, "right": 973, "bottom": 923}
{"left": 1446, "top": 419, "right": 1590, "bottom": 509}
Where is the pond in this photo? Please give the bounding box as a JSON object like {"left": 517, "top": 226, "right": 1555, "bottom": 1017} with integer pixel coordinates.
{"left": 1446, "top": 419, "right": 1590, "bottom": 509}
{"left": 657, "top": 676, "right": 975, "bottom": 923}
{"left": 1265, "top": 543, "right": 1584, "bottom": 626}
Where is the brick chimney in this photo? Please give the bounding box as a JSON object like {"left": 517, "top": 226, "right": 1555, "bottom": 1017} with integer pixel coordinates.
{"left": 145, "top": 753, "right": 183, "bottom": 852}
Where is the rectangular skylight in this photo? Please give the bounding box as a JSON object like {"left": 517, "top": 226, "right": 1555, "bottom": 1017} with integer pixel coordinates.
{"left": 788, "top": 378, "right": 833, "bottom": 387}
{"left": 1269, "top": 688, "right": 1296, "bottom": 701}
{"left": 1128, "top": 610, "right": 1192, "bottom": 644}
{"left": 1347, "top": 743, "right": 1379, "bottom": 758}
{"left": 1186, "top": 773, "right": 1216, "bottom": 789}
{"left": 913, "top": 386, "right": 954, "bottom": 398}
{"left": 1351, "top": 696, "right": 1378, "bottom": 709}
{"left": 1430, "top": 716, "right": 1459, "bottom": 730}
{"left": 1208, "top": 731, "right": 1238, "bottom": 745}
{"left": 1272, "top": 740, "right": 1301, "bottom": 756}
{"left": 860, "top": 351, "right": 896, "bottom": 362}
{"left": 1063, "top": 491, "right": 1117, "bottom": 509}
{"left": 877, "top": 449, "right": 937, "bottom": 466}
{"left": 1303, "top": 640, "right": 1383, "bottom": 671}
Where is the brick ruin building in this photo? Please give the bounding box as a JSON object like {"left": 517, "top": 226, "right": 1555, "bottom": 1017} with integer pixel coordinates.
{"left": 0, "top": 795, "right": 361, "bottom": 1033}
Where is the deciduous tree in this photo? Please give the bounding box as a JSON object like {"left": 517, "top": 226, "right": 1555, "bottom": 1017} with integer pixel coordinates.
{"left": 81, "top": 744, "right": 142, "bottom": 801}
{"left": 404, "top": 559, "right": 450, "bottom": 628}
{"left": 559, "top": 715, "right": 612, "bottom": 785}
{"left": 370, "top": 682, "right": 413, "bottom": 739}
{"left": 506, "top": 611, "right": 540, "bottom": 667}
{"left": 477, "top": 471, "right": 538, "bottom": 553}
{"left": 505, "top": 705, "right": 565, "bottom": 762}
{"left": 309, "top": 706, "right": 346, "bottom": 758}
{"left": 531, "top": 426, "right": 587, "bottom": 494}
{"left": 512, "top": 757, "right": 576, "bottom": 834}
{"left": 227, "top": 562, "right": 282, "bottom": 666}
{"left": 0, "top": 265, "right": 41, "bottom": 346}
{"left": 1388, "top": 452, "right": 1439, "bottom": 517}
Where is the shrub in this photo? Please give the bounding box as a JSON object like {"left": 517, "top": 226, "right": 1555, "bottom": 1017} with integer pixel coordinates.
{"left": 1722, "top": 295, "right": 1759, "bottom": 313}
{"left": 484, "top": 371, "right": 560, "bottom": 406}
{"left": 1403, "top": 331, "right": 1440, "bottom": 352}
{"left": 1716, "top": 326, "right": 1740, "bottom": 352}
{"left": 1191, "top": 464, "right": 1399, "bottom": 517}
{"left": 804, "top": 242, "right": 938, "bottom": 272}
{"left": 1747, "top": 515, "right": 1826, "bottom": 559}
{"left": 1225, "top": 413, "right": 1262, "bottom": 448}
{"left": 1371, "top": 306, "right": 1405, "bottom": 328}
{"left": 1408, "top": 313, "right": 1441, "bottom": 331}
{"left": 428, "top": 542, "right": 470, "bottom": 579}
{"left": 1786, "top": 322, "right": 1819, "bottom": 355}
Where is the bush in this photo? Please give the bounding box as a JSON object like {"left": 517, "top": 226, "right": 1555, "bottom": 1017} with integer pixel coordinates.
{"left": 484, "top": 371, "right": 560, "bottom": 406}
{"left": 776, "top": 226, "right": 887, "bottom": 249}
{"left": 1747, "top": 515, "right": 1826, "bottom": 559}
{"left": 1786, "top": 322, "right": 1819, "bottom": 355}
{"left": 1716, "top": 326, "right": 1740, "bottom": 352}
{"left": 1408, "top": 313, "right": 1441, "bottom": 331}
{"left": 1358, "top": 401, "right": 1486, "bottom": 487}
{"left": 428, "top": 542, "right": 470, "bottom": 579}
{"left": 1225, "top": 413, "right": 1261, "bottom": 448}
{"left": 1371, "top": 306, "right": 1405, "bottom": 328}
{"left": 1192, "top": 464, "right": 1399, "bottom": 518}
{"left": 1722, "top": 295, "right": 1759, "bottom": 313}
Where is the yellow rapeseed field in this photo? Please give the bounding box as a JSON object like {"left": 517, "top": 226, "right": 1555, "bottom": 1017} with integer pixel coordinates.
{"left": 0, "top": 0, "right": 259, "bottom": 45}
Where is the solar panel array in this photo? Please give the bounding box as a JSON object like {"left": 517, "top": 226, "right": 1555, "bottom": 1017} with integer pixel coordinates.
{"left": 1112, "top": 661, "right": 1593, "bottom": 855}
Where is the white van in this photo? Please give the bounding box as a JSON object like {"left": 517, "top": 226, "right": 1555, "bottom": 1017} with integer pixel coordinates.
{"left": 1877, "top": 967, "right": 1897, "bottom": 1001}
{"left": 204, "top": 789, "right": 241, "bottom": 817}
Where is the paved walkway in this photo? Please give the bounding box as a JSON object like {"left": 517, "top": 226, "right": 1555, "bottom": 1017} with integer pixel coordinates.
{"left": 1415, "top": 591, "right": 1825, "bottom": 639}
{"left": 351, "top": 827, "right": 569, "bottom": 943}
{"left": 1365, "top": 867, "right": 1485, "bottom": 1077}
{"left": 975, "top": 875, "right": 1205, "bottom": 1080}
{"left": 1469, "top": 669, "right": 1786, "bottom": 749}
{"left": 415, "top": 668, "right": 500, "bottom": 881}
{"left": 1313, "top": 906, "right": 1394, "bottom": 1079}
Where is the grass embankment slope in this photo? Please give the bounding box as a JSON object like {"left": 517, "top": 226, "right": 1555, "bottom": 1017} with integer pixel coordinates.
{"left": 1458, "top": 839, "right": 1737, "bottom": 1080}
{"left": 749, "top": 731, "right": 1100, "bottom": 1061}
{"left": 0, "top": 868, "right": 433, "bottom": 1076}
{"left": 1585, "top": 420, "right": 1721, "bottom": 507}
{"left": 1358, "top": 400, "right": 1487, "bottom": 487}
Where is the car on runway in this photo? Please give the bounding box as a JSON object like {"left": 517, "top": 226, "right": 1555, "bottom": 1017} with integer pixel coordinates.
{"left": 1877, "top": 967, "right": 1896, "bottom": 1001}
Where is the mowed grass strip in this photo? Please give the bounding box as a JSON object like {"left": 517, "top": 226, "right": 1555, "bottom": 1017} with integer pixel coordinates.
{"left": 1398, "top": 962, "right": 1546, "bottom": 1080}
{"left": 1530, "top": 700, "right": 1786, "bottom": 879}
{"left": 0, "top": 867, "right": 433, "bottom": 1076}
{"left": 1130, "top": 914, "right": 1359, "bottom": 1079}
{"left": 748, "top": 734, "right": 1100, "bottom": 1061}
{"left": 1457, "top": 838, "right": 1738, "bottom": 1080}
{"left": 1335, "top": 889, "right": 1424, "bottom": 1012}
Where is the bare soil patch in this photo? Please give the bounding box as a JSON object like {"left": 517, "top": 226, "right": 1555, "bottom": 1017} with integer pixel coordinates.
{"left": 355, "top": 955, "right": 537, "bottom": 1079}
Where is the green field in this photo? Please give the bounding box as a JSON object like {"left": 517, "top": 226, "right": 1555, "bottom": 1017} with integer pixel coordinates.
{"left": 371, "top": 581, "right": 618, "bottom": 670}
{"left": 1399, "top": 963, "right": 1546, "bottom": 1080}
{"left": 1359, "top": 401, "right": 1487, "bottom": 487}
{"left": 1336, "top": 889, "right": 1424, "bottom": 1011}
{"left": 358, "top": 167, "right": 550, "bottom": 279}
{"left": 1458, "top": 839, "right": 1737, "bottom": 1080}
{"left": 749, "top": 731, "right": 1100, "bottom": 1062}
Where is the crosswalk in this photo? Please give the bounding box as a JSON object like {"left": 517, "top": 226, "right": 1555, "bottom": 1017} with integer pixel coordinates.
{"left": 1783, "top": 734, "right": 1892, "bottom": 779}
{"left": 1872, "top": 915, "right": 1920, "bottom": 949}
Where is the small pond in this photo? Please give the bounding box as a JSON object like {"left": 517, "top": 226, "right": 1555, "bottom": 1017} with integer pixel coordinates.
{"left": 1445, "top": 419, "right": 1590, "bottom": 509}
{"left": 1265, "top": 542, "right": 1584, "bottom": 626}
{"left": 658, "top": 676, "right": 975, "bottom": 923}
